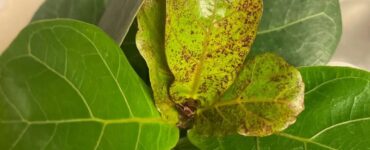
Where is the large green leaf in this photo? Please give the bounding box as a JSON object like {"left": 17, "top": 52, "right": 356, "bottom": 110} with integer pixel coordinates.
{"left": 0, "top": 19, "right": 178, "bottom": 149}
{"left": 191, "top": 53, "right": 304, "bottom": 137}
{"left": 250, "top": 0, "right": 342, "bottom": 66}
{"left": 31, "top": 0, "right": 148, "bottom": 82}
{"left": 136, "top": 0, "right": 178, "bottom": 122}
{"left": 166, "top": 0, "right": 263, "bottom": 108}
{"left": 189, "top": 66, "right": 370, "bottom": 150}
{"left": 32, "top": 0, "right": 108, "bottom": 24}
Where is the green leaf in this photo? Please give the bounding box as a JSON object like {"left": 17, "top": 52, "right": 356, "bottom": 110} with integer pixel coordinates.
{"left": 136, "top": 0, "right": 178, "bottom": 122}
{"left": 189, "top": 66, "right": 370, "bottom": 150}
{"left": 166, "top": 0, "right": 263, "bottom": 111}
{"left": 191, "top": 53, "right": 304, "bottom": 137}
{"left": 250, "top": 0, "right": 342, "bottom": 66}
{"left": 32, "top": 0, "right": 150, "bottom": 85}
{"left": 0, "top": 19, "right": 178, "bottom": 149}
{"left": 32, "top": 0, "right": 108, "bottom": 24}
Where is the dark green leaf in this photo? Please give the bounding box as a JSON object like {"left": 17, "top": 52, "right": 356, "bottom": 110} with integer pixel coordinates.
{"left": 174, "top": 138, "right": 200, "bottom": 150}
{"left": 98, "top": 0, "right": 144, "bottom": 44}
{"left": 189, "top": 66, "right": 370, "bottom": 150}
{"left": 121, "top": 20, "right": 149, "bottom": 85}
{"left": 250, "top": 0, "right": 342, "bottom": 66}
{"left": 166, "top": 0, "right": 263, "bottom": 107}
{"left": 32, "top": 0, "right": 108, "bottom": 24}
{"left": 191, "top": 53, "right": 304, "bottom": 137}
{"left": 0, "top": 19, "right": 178, "bottom": 149}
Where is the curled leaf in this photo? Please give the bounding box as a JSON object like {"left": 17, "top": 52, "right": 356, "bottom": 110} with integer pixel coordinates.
{"left": 136, "top": 0, "right": 178, "bottom": 122}
{"left": 166, "top": 0, "right": 263, "bottom": 107}
{"left": 192, "top": 53, "right": 305, "bottom": 136}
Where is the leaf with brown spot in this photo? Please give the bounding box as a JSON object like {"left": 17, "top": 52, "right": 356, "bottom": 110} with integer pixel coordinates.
{"left": 166, "top": 0, "right": 263, "bottom": 108}
{"left": 190, "top": 53, "right": 305, "bottom": 137}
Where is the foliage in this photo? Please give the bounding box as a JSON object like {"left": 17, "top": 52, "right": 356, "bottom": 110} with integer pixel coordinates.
{"left": 1, "top": 0, "right": 369, "bottom": 150}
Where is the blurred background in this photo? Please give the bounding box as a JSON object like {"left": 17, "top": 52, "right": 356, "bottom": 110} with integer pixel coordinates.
{"left": 0, "top": 0, "right": 369, "bottom": 70}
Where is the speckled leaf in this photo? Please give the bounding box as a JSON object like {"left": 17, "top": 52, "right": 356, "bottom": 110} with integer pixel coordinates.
{"left": 191, "top": 53, "right": 304, "bottom": 137}
{"left": 166, "top": 0, "right": 263, "bottom": 107}
{"left": 136, "top": 0, "right": 178, "bottom": 122}
{"left": 0, "top": 19, "right": 178, "bottom": 149}
{"left": 250, "top": 0, "right": 342, "bottom": 66}
{"left": 32, "top": 0, "right": 108, "bottom": 24}
{"left": 189, "top": 66, "right": 370, "bottom": 150}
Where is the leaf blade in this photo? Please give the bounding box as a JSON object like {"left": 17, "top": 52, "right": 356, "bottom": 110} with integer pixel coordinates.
{"left": 191, "top": 53, "right": 304, "bottom": 137}
{"left": 250, "top": 0, "right": 342, "bottom": 66}
{"left": 98, "top": 0, "right": 144, "bottom": 44}
{"left": 189, "top": 66, "right": 370, "bottom": 150}
{"left": 166, "top": 0, "right": 263, "bottom": 106}
{"left": 0, "top": 19, "right": 178, "bottom": 149}
{"left": 136, "top": 0, "right": 179, "bottom": 122}
{"left": 32, "top": 0, "right": 108, "bottom": 24}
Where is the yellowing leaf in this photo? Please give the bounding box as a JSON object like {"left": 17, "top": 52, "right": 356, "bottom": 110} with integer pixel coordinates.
{"left": 166, "top": 0, "right": 263, "bottom": 108}
{"left": 136, "top": 0, "right": 179, "bottom": 122}
{"left": 191, "top": 53, "right": 304, "bottom": 137}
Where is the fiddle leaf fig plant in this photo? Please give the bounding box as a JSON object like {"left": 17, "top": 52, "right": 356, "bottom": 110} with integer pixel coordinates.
{"left": 1, "top": 0, "right": 369, "bottom": 150}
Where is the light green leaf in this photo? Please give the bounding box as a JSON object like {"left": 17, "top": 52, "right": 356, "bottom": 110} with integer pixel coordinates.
{"left": 250, "top": 0, "right": 342, "bottom": 66}
{"left": 136, "top": 0, "right": 178, "bottom": 122}
{"left": 32, "top": 0, "right": 108, "bottom": 24}
{"left": 0, "top": 19, "right": 178, "bottom": 149}
{"left": 166, "top": 0, "right": 263, "bottom": 115}
{"left": 191, "top": 53, "right": 304, "bottom": 137}
{"left": 189, "top": 66, "right": 370, "bottom": 150}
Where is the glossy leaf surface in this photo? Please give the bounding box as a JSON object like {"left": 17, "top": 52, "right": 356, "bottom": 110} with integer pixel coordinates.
{"left": 0, "top": 19, "right": 178, "bottom": 149}
{"left": 191, "top": 53, "right": 304, "bottom": 137}
{"left": 136, "top": 0, "right": 178, "bottom": 122}
{"left": 250, "top": 0, "right": 342, "bottom": 66}
{"left": 32, "top": 0, "right": 108, "bottom": 24}
{"left": 189, "top": 66, "right": 370, "bottom": 150}
{"left": 166, "top": 0, "right": 263, "bottom": 106}
{"left": 32, "top": 0, "right": 150, "bottom": 85}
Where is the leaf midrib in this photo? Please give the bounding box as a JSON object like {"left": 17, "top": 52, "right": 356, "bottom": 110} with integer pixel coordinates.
{"left": 305, "top": 77, "right": 369, "bottom": 94}
{"left": 0, "top": 117, "right": 169, "bottom": 125}
{"left": 275, "top": 133, "right": 337, "bottom": 150}
{"left": 257, "top": 12, "right": 334, "bottom": 35}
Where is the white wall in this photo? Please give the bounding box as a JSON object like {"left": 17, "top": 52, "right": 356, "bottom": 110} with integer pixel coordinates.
{"left": 0, "top": 0, "right": 44, "bottom": 52}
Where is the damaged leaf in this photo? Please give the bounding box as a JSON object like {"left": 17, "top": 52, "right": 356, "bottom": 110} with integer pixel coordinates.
{"left": 188, "top": 66, "right": 370, "bottom": 150}
{"left": 166, "top": 0, "right": 263, "bottom": 109}
{"left": 191, "top": 53, "right": 304, "bottom": 137}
